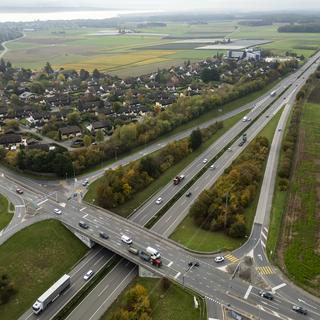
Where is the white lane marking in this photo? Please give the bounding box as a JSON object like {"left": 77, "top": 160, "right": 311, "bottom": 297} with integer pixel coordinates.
{"left": 98, "top": 284, "right": 110, "bottom": 297}
{"left": 273, "top": 311, "right": 280, "bottom": 318}
{"left": 244, "top": 285, "right": 253, "bottom": 300}
{"left": 15, "top": 205, "right": 25, "bottom": 208}
{"left": 167, "top": 261, "right": 173, "bottom": 267}
{"left": 298, "top": 298, "right": 319, "bottom": 310}
{"left": 264, "top": 227, "right": 268, "bottom": 233}
{"left": 261, "top": 232, "right": 267, "bottom": 240}
{"left": 261, "top": 240, "right": 266, "bottom": 248}
{"left": 272, "top": 283, "right": 287, "bottom": 292}
{"left": 82, "top": 213, "right": 88, "bottom": 219}
{"left": 80, "top": 207, "right": 87, "bottom": 211}
{"left": 37, "top": 198, "right": 48, "bottom": 206}
{"left": 174, "top": 272, "right": 181, "bottom": 279}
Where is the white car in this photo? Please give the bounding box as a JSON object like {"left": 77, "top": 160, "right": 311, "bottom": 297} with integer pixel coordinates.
{"left": 214, "top": 256, "right": 225, "bottom": 263}
{"left": 82, "top": 179, "right": 89, "bottom": 186}
{"left": 227, "top": 147, "right": 232, "bottom": 152}
{"left": 83, "top": 269, "right": 94, "bottom": 280}
{"left": 54, "top": 208, "right": 62, "bottom": 215}
{"left": 210, "top": 164, "right": 216, "bottom": 169}
{"left": 203, "top": 158, "right": 208, "bottom": 163}
{"left": 155, "top": 197, "right": 163, "bottom": 205}
{"left": 121, "top": 235, "right": 133, "bottom": 244}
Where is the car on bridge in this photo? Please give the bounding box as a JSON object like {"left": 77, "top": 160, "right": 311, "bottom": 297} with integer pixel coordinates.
{"left": 99, "top": 231, "right": 109, "bottom": 239}
{"left": 292, "top": 305, "right": 307, "bottom": 315}
{"left": 121, "top": 235, "right": 133, "bottom": 244}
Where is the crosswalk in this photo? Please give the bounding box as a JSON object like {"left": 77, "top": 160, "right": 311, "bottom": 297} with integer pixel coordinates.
{"left": 224, "top": 254, "right": 239, "bottom": 263}
{"left": 256, "top": 266, "right": 274, "bottom": 275}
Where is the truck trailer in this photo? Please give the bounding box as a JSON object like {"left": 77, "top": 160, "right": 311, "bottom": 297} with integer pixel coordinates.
{"left": 32, "top": 274, "right": 71, "bottom": 314}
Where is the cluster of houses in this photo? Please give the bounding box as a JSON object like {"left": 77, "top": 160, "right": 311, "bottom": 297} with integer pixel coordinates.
{"left": 0, "top": 51, "right": 275, "bottom": 150}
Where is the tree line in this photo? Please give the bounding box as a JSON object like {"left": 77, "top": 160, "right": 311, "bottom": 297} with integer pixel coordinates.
{"left": 190, "top": 137, "right": 270, "bottom": 238}
{"left": 278, "top": 23, "right": 320, "bottom": 33}
{"left": 97, "top": 123, "right": 223, "bottom": 209}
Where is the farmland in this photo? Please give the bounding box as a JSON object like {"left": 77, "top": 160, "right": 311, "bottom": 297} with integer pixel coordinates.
{"left": 3, "top": 21, "right": 320, "bottom": 76}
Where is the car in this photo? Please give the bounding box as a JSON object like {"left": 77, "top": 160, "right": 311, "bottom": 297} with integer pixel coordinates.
{"left": 82, "top": 179, "right": 89, "bottom": 187}
{"left": 228, "top": 147, "right": 232, "bottom": 152}
{"left": 259, "top": 291, "right": 274, "bottom": 300}
{"left": 238, "top": 141, "right": 245, "bottom": 147}
{"left": 278, "top": 128, "right": 282, "bottom": 132}
{"left": 83, "top": 270, "right": 94, "bottom": 280}
{"left": 79, "top": 221, "right": 89, "bottom": 229}
{"left": 266, "top": 115, "right": 269, "bottom": 118}
{"left": 155, "top": 197, "right": 163, "bottom": 205}
{"left": 53, "top": 208, "right": 62, "bottom": 215}
{"left": 214, "top": 256, "right": 225, "bottom": 263}
{"left": 210, "top": 164, "right": 216, "bottom": 169}
{"left": 121, "top": 235, "right": 133, "bottom": 244}
{"left": 16, "top": 188, "right": 23, "bottom": 194}
{"left": 99, "top": 231, "right": 109, "bottom": 239}
{"left": 203, "top": 158, "right": 208, "bottom": 163}
{"left": 186, "top": 192, "right": 192, "bottom": 197}
{"left": 292, "top": 305, "right": 307, "bottom": 315}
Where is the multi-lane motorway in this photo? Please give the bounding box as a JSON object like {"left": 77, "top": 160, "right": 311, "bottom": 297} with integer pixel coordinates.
{"left": 1, "top": 51, "right": 320, "bottom": 320}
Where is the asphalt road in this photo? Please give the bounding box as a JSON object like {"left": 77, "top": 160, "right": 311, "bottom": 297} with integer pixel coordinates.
{"left": 2, "top": 51, "right": 320, "bottom": 320}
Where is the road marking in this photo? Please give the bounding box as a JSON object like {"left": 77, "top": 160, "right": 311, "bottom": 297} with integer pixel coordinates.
{"left": 261, "top": 240, "right": 266, "bottom": 248}
{"left": 174, "top": 272, "right": 181, "bottom": 279}
{"left": 224, "top": 254, "right": 239, "bottom": 263}
{"left": 37, "top": 198, "right": 48, "bottom": 206}
{"left": 167, "top": 261, "right": 173, "bottom": 267}
{"left": 298, "top": 298, "right": 319, "bottom": 310}
{"left": 15, "top": 205, "right": 25, "bottom": 208}
{"left": 98, "top": 284, "right": 110, "bottom": 297}
{"left": 82, "top": 213, "right": 88, "bottom": 219}
{"left": 273, "top": 311, "right": 280, "bottom": 318}
{"left": 256, "top": 266, "right": 274, "bottom": 275}
{"left": 261, "top": 232, "right": 267, "bottom": 240}
{"left": 264, "top": 227, "right": 268, "bottom": 233}
{"left": 244, "top": 285, "right": 253, "bottom": 300}
{"left": 80, "top": 207, "right": 86, "bottom": 211}
{"left": 272, "top": 283, "right": 287, "bottom": 292}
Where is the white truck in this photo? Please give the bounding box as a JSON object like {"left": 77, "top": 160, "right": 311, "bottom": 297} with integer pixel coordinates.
{"left": 32, "top": 274, "right": 71, "bottom": 314}
{"left": 146, "top": 246, "right": 161, "bottom": 259}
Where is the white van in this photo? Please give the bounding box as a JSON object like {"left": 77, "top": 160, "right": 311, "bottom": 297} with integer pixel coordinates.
{"left": 146, "top": 246, "right": 161, "bottom": 259}
{"left": 121, "top": 235, "right": 133, "bottom": 244}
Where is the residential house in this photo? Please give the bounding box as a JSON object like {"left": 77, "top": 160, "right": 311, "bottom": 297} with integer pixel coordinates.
{"left": 59, "top": 126, "right": 82, "bottom": 140}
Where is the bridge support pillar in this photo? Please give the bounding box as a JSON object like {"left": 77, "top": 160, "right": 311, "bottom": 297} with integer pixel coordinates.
{"left": 138, "top": 266, "right": 161, "bottom": 278}
{"left": 64, "top": 224, "right": 95, "bottom": 248}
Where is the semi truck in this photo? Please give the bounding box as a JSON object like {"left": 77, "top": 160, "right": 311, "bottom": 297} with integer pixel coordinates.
{"left": 173, "top": 175, "right": 185, "bottom": 185}
{"left": 32, "top": 274, "right": 71, "bottom": 314}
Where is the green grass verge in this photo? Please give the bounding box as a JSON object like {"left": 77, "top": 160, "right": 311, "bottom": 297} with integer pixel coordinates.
{"left": 170, "top": 107, "right": 284, "bottom": 252}
{"left": 0, "top": 194, "right": 13, "bottom": 230}
{"left": 111, "top": 110, "right": 247, "bottom": 218}
{"left": 268, "top": 102, "right": 320, "bottom": 296}
{"left": 0, "top": 220, "right": 88, "bottom": 320}
{"left": 101, "top": 277, "right": 206, "bottom": 320}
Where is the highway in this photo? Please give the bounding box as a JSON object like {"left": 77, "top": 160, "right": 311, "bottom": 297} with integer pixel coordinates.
{"left": 1, "top": 51, "right": 319, "bottom": 320}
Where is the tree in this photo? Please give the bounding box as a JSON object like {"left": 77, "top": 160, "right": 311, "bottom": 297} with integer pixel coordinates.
{"left": 189, "top": 128, "right": 202, "bottom": 150}
{"left": 79, "top": 69, "right": 89, "bottom": 81}
{"left": 92, "top": 68, "right": 101, "bottom": 79}
{"left": 53, "top": 153, "right": 74, "bottom": 178}
{"left": 95, "top": 130, "right": 104, "bottom": 143}
{"left": 83, "top": 135, "right": 92, "bottom": 147}
{"left": 5, "top": 119, "right": 19, "bottom": 131}
{"left": 44, "top": 62, "right": 54, "bottom": 75}
{"left": 0, "top": 274, "right": 16, "bottom": 305}
{"left": 67, "top": 112, "right": 80, "bottom": 125}
{"left": 201, "top": 68, "right": 220, "bottom": 83}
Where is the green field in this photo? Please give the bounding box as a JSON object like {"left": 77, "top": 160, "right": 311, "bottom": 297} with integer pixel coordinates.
{"left": 0, "top": 220, "right": 88, "bottom": 320}
{"left": 268, "top": 100, "right": 320, "bottom": 296}
{"left": 170, "top": 107, "right": 283, "bottom": 252}
{"left": 101, "top": 277, "right": 206, "bottom": 320}
{"left": 0, "top": 194, "right": 13, "bottom": 230}
{"left": 4, "top": 21, "right": 320, "bottom": 75}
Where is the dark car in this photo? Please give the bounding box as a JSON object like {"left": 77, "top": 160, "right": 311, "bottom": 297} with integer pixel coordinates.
{"left": 79, "top": 221, "right": 89, "bottom": 229}
{"left": 238, "top": 141, "right": 245, "bottom": 147}
{"left": 186, "top": 192, "right": 192, "bottom": 197}
{"left": 292, "top": 305, "right": 307, "bottom": 315}
{"left": 16, "top": 188, "right": 23, "bottom": 194}
{"left": 259, "top": 291, "right": 274, "bottom": 300}
{"left": 99, "top": 231, "right": 109, "bottom": 239}
{"left": 139, "top": 250, "right": 150, "bottom": 262}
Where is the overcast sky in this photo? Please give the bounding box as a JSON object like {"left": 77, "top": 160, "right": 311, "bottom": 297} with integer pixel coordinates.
{"left": 0, "top": 0, "right": 320, "bottom": 11}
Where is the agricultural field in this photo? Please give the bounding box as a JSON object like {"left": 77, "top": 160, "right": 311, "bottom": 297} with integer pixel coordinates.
{"left": 3, "top": 21, "right": 320, "bottom": 75}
